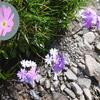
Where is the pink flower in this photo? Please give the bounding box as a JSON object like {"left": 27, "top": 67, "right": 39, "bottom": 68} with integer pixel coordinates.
{"left": 17, "top": 60, "right": 38, "bottom": 84}
{"left": 0, "top": 5, "right": 14, "bottom": 36}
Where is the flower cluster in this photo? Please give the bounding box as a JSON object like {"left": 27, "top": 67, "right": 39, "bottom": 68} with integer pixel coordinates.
{"left": 17, "top": 60, "right": 38, "bottom": 84}
{"left": 79, "top": 8, "right": 100, "bottom": 30}
{"left": 0, "top": 5, "right": 14, "bottom": 36}
{"left": 45, "top": 48, "right": 64, "bottom": 73}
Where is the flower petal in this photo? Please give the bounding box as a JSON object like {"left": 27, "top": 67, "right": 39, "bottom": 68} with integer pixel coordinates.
{"left": 7, "top": 20, "right": 14, "bottom": 27}
{"left": 2, "top": 27, "right": 12, "bottom": 36}
{"left": 0, "top": 26, "right": 3, "bottom": 36}
{"left": 2, "top": 6, "right": 12, "bottom": 20}
{"left": 8, "top": 13, "right": 14, "bottom": 20}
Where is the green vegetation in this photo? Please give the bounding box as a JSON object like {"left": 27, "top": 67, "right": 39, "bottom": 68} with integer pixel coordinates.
{"left": 0, "top": 0, "right": 87, "bottom": 80}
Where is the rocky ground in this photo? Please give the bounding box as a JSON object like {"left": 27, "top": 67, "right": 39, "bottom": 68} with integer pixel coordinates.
{"left": 0, "top": 0, "right": 100, "bottom": 100}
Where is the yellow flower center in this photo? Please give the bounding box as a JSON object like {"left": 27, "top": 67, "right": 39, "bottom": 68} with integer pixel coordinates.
{"left": 1, "top": 21, "right": 7, "bottom": 28}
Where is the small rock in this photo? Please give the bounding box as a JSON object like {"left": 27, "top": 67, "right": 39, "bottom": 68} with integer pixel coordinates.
{"left": 79, "top": 95, "right": 85, "bottom": 100}
{"left": 52, "top": 92, "right": 68, "bottom": 100}
{"left": 63, "top": 75, "right": 67, "bottom": 81}
{"left": 78, "top": 63, "right": 86, "bottom": 69}
{"left": 40, "top": 78, "right": 46, "bottom": 85}
{"left": 64, "top": 69, "right": 77, "bottom": 81}
{"left": 47, "top": 70, "right": 52, "bottom": 78}
{"left": 35, "top": 75, "right": 42, "bottom": 83}
{"left": 53, "top": 81, "right": 59, "bottom": 88}
{"left": 64, "top": 87, "right": 76, "bottom": 99}
{"left": 70, "top": 62, "right": 77, "bottom": 67}
{"left": 73, "top": 98, "right": 78, "bottom": 100}
{"left": 83, "top": 32, "right": 95, "bottom": 44}
{"left": 50, "top": 85, "right": 55, "bottom": 92}
{"left": 53, "top": 73, "right": 58, "bottom": 81}
{"left": 96, "top": 42, "right": 100, "bottom": 50}
{"left": 30, "top": 90, "right": 40, "bottom": 100}
{"left": 85, "top": 55, "right": 100, "bottom": 82}
{"left": 78, "top": 78, "right": 91, "bottom": 88}
{"left": 45, "top": 79, "right": 51, "bottom": 89}
{"left": 71, "top": 82, "right": 83, "bottom": 96}
{"left": 83, "top": 88, "right": 92, "bottom": 100}
{"left": 80, "top": 58, "right": 85, "bottom": 64}
{"left": 31, "top": 81, "right": 36, "bottom": 88}
{"left": 63, "top": 52, "right": 70, "bottom": 65}
{"left": 84, "top": 40, "right": 92, "bottom": 50}
{"left": 71, "top": 67, "right": 78, "bottom": 75}
{"left": 38, "top": 86, "right": 46, "bottom": 96}
{"left": 60, "top": 84, "right": 66, "bottom": 91}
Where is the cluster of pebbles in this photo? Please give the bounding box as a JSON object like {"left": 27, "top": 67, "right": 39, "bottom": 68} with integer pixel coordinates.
{"left": 0, "top": 0, "right": 100, "bottom": 100}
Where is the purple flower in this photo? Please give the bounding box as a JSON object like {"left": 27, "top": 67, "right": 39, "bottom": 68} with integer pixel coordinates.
{"left": 0, "top": 5, "right": 14, "bottom": 36}
{"left": 45, "top": 48, "right": 64, "bottom": 73}
{"left": 52, "top": 52, "right": 64, "bottom": 73}
{"left": 79, "top": 8, "right": 97, "bottom": 28}
{"left": 17, "top": 60, "right": 38, "bottom": 84}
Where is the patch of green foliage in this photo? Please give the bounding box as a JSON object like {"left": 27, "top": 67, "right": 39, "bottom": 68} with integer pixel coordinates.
{"left": 0, "top": 0, "right": 87, "bottom": 80}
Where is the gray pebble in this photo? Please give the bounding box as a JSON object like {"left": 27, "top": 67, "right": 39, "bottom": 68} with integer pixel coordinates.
{"left": 64, "top": 87, "right": 76, "bottom": 99}
{"left": 71, "top": 82, "right": 83, "bottom": 96}
{"left": 64, "top": 69, "right": 77, "bottom": 81}
{"left": 45, "top": 79, "right": 51, "bottom": 89}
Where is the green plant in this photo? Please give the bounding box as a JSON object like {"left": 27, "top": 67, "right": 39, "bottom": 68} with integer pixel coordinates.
{"left": 0, "top": 0, "right": 87, "bottom": 80}
{"left": 0, "top": 0, "right": 87, "bottom": 59}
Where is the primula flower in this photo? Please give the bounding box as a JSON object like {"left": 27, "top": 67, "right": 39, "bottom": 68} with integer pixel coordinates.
{"left": 45, "top": 48, "right": 64, "bottom": 73}
{"left": 20, "top": 60, "right": 37, "bottom": 68}
{"left": 79, "top": 8, "right": 97, "bottom": 28}
{"left": 52, "top": 52, "right": 64, "bottom": 72}
{"left": 17, "top": 60, "right": 38, "bottom": 84}
{"left": 0, "top": 5, "right": 14, "bottom": 36}
{"left": 45, "top": 54, "right": 53, "bottom": 66}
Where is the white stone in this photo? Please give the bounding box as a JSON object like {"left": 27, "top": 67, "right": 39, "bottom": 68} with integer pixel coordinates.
{"left": 78, "top": 63, "right": 86, "bottom": 69}
{"left": 83, "top": 88, "right": 92, "bottom": 100}
{"left": 64, "top": 87, "right": 76, "bottom": 99}
{"left": 96, "top": 42, "right": 100, "bottom": 50}
{"left": 71, "top": 82, "right": 83, "bottom": 96}
{"left": 60, "top": 84, "right": 66, "bottom": 91}
{"left": 30, "top": 90, "right": 40, "bottom": 100}
{"left": 31, "top": 81, "right": 36, "bottom": 88}
{"left": 40, "top": 78, "right": 46, "bottom": 85}
{"left": 53, "top": 81, "right": 59, "bottom": 88}
{"left": 84, "top": 40, "right": 92, "bottom": 50}
{"left": 50, "top": 85, "right": 55, "bottom": 92}
{"left": 79, "top": 95, "right": 85, "bottom": 100}
{"left": 35, "top": 75, "right": 42, "bottom": 83}
{"left": 65, "top": 69, "right": 77, "bottom": 81}
{"left": 63, "top": 52, "right": 70, "bottom": 65}
{"left": 83, "top": 32, "right": 95, "bottom": 44}
{"left": 45, "top": 79, "right": 51, "bottom": 89}
{"left": 71, "top": 67, "right": 78, "bottom": 74}
{"left": 73, "top": 98, "right": 78, "bottom": 100}
{"left": 85, "top": 55, "right": 100, "bottom": 83}
{"left": 53, "top": 73, "right": 58, "bottom": 81}
{"left": 78, "top": 78, "right": 91, "bottom": 88}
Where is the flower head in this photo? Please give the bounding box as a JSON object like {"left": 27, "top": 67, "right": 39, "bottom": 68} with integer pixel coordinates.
{"left": 45, "top": 48, "right": 64, "bottom": 73}
{"left": 52, "top": 52, "right": 64, "bottom": 72}
{"left": 79, "top": 8, "right": 97, "bottom": 28}
{"left": 0, "top": 5, "right": 14, "bottom": 36}
{"left": 17, "top": 60, "right": 38, "bottom": 84}
{"left": 20, "top": 60, "right": 37, "bottom": 68}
